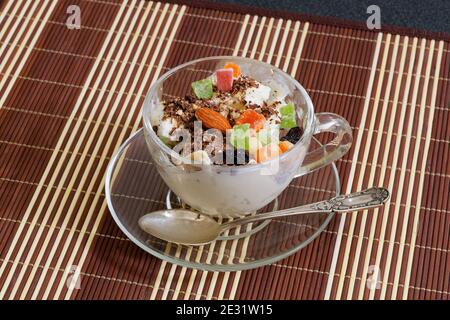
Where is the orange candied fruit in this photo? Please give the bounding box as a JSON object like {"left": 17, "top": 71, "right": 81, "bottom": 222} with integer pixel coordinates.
{"left": 236, "top": 109, "right": 266, "bottom": 131}
{"left": 224, "top": 62, "right": 241, "bottom": 77}
{"left": 257, "top": 143, "right": 281, "bottom": 163}
{"left": 279, "top": 140, "right": 294, "bottom": 153}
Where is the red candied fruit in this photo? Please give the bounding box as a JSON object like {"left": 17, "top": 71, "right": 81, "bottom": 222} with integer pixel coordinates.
{"left": 216, "top": 68, "right": 234, "bottom": 92}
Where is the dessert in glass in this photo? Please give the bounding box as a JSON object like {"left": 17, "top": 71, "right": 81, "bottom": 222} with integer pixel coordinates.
{"left": 142, "top": 56, "right": 352, "bottom": 217}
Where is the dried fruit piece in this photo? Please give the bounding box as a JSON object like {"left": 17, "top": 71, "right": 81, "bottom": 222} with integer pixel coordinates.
{"left": 279, "top": 102, "right": 297, "bottom": 129}
{"left": 257, "top": 127, "right": 278, "bottom": 146}
{"left": 257, "top": 143, "right": 281, "bottom": 163}
{"left": 280, "top": 127, "right": 303, "bottom": 144}
{"left": 231, "top": 99, "right": 245, "bottom": 111}
{"left": 279, "top": 140, "right": 294, "bottom": 153}
{"left": 216, "top": 68, "right": 234, "bottom": 92}
{"left": 230, "top": 123, "right": 250, "bottom": 150}
{"left": 236, "top": 109, "right": 266, "bottom": 131}
{"left": 159, "top": 136, "right": 173, "bottom": 146}
{"left": 195, "top": 107, "right": 232, "bottom": 133}
{"left": 188, "top": 150, "right": 212, "bottom": 165}
{"left": 248, "top": 135, "right": 262, "bottom": 158}
{"left": 224, "top": 62, "right": 241, "bottom": 77}
{"left": 192, "top": 78, "right": 213, "bottom": 99}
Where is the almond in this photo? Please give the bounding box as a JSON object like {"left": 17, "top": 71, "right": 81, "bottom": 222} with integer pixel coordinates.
{"left": 195, "top": 107, "right": 231, "bottom": 133}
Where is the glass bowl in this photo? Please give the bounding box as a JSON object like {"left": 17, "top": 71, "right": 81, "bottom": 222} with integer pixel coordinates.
{"left": 105, "top": 129, "right": 340, "bottom": 271}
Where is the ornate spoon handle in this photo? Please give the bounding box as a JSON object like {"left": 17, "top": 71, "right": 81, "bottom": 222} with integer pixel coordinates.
{"left": 222, "top": 187, "right": 390, "bottom": 231}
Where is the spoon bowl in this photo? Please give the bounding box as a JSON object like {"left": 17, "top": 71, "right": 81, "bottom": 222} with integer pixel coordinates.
{"left": 139, "top": 209, "right": 221, "bottom": 245}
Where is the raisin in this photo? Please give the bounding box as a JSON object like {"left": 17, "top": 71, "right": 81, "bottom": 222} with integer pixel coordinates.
{"left": 184, "top": 95, "right": 196, "bottom": 103}
{"left": 281, "top": 127, "right": 303, "bottom": 144}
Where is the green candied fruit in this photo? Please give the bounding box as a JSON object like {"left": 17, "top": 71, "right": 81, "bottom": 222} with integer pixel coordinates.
{"left": 279, "top": 102, "right": 297, "bottom": 129}
{"left": 257, "top": 127, "right": 278, "bottom": 146}
{"left": 159, "top": 135, "right": 173, "bottom": 147}
{"left": 230, "top": 123, "right": 250, "bottom": 150}
{"left": 191, "top": 78, "right": 213, "bottom": 99}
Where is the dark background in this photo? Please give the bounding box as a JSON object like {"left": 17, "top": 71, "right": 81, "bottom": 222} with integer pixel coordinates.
{"left": 211, "top": 0, "right": 450, "bottom": 34}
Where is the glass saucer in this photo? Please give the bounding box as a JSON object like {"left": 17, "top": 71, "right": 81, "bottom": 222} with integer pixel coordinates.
{"left": 105, "top": 129, "right": 340, "bottom": 271}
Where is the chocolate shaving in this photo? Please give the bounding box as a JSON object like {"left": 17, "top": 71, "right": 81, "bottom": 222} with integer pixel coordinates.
{"left": 162, "top": 96, "right": 197, "bottom": 131}
{"left": 259, "top": 101, "right": 279, "bottom": 119}
{"left": 231, "top": 75, "right": 259, "bottom": 95}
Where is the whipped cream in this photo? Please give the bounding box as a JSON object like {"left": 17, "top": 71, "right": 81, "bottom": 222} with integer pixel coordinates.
{"left": 244, "top": 84, "right": 271, "bottom": 106}
{"left": 157, "top": 117, "right": 179, "bottom": 141}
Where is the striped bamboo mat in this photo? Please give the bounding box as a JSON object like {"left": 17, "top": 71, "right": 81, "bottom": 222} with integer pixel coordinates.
{"left": 0, "top": 0, "right": 448, "bottom": 300}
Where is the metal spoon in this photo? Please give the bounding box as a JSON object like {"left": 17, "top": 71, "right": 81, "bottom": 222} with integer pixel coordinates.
{"left": 138, "top": 187, "right": 390, "bottom": 245}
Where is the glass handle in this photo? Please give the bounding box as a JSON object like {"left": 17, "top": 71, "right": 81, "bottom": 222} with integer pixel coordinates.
{"left": 296, "top": 112, "right": 352, "bottom": 177}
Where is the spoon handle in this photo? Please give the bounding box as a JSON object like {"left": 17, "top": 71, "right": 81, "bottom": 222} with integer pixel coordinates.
{"left": 221, "top": 187, "right": 390, "bottom": 230}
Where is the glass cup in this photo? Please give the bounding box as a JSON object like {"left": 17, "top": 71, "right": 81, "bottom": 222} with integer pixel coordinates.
{"left": 142, "top": 56, "right": 352, "bottom": 217}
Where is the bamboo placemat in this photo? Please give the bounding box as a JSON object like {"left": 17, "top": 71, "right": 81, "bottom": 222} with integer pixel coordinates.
{"left": 0, "top": 0, "right": 448, "bottom": 300}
